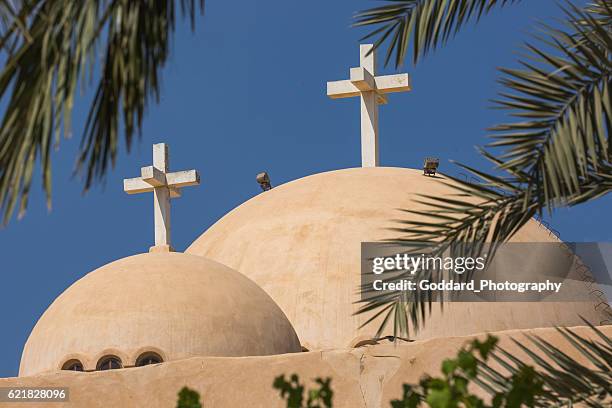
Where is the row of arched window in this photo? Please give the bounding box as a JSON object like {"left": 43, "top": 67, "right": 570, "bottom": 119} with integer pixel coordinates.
{"left": 62, "top": 352, "right": 163, "bottom": 372}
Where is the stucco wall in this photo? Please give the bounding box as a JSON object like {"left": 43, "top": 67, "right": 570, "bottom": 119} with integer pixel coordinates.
{"left": 2, "top": 325, "right": 609, "bottom": 408}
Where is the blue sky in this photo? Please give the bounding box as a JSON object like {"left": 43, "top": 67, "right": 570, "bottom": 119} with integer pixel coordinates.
{"left": 0, "top": 1, "right": 610, "bottom": 377}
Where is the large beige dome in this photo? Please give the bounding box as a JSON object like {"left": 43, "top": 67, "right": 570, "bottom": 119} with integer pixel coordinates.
{"left": 186, "top": 167, "right": 606, "bottom": 350}
{"left": 20, "top": 252, "right": 301, "bottom": 376}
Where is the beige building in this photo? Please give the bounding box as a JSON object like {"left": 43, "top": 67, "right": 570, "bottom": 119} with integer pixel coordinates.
{"left": 2, "top": 45, "right": 610, "bottom": 407}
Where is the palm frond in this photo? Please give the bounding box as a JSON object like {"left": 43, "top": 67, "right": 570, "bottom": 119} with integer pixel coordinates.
{"left": 489, "top": 2, "right": 611, "bottom": 210}
{"left": 476, "top": 324, "right": 612, "bottom": 406}
{"left": 394, "top": 324, "right": 610, "bottom": 406}
{"left": 0, "top": 0, "right": 205, "bottom": 225}
{"left": 353, "top": 0, "right": 520, "bottom": 66}
{"left": 358, "top": 1, "right": 612, "bottom": 339}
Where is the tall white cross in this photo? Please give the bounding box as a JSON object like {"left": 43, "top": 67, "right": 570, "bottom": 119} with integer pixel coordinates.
{"left": 123, "top": 143, "right": 200, "bottom": 252}
{"left": 327, "top": 44, "right": 411, "bottom": 167}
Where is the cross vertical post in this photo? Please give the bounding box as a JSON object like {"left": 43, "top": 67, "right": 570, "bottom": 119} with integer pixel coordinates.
{"left": 123, "top": 143, "right": 200, "bottom": 252}
{"left": 152, "top": 143, "right": 171, "bottom": 249}
{"left": 327, "top": 44, "right": 411, "bottom": 167}
{"left": 359, "top": 45, "right": 379, "bottom": 167}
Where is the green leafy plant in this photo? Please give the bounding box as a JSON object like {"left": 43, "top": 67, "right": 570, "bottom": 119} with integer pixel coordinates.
{"left": 176, "top": 386, "right": 202, "bottom": 408}
{"left": 0, "top": 0, "right": 205, "bottom": 224}
{"left": 356, "top": 0, "right": 612, "bottom": 338}
{"left": 273, "top": 374, "right": 333, "bottom": 408}
{"left": 390, "top": 335, "right": 546, "bottom": 408}
{"left": 395, "top": 322, "right": 612, "bottom": 407}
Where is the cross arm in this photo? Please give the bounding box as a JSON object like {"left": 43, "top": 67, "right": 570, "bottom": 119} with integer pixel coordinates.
{"left": 327, "top": 73, "right": 410, "bottom": 99}
{"left": 166, "top": 170, "right": 200, "bottom": 189}
{"left": 327, "top": 80, "right": 361, "bottom": 99}
{"left": 327, "top": 79, "right": 388, "bottom": 104}
{"left": 124, "top": 177, "right": 182, "bottom": 198}
{"left": 125, "top": 165, "right": 171, "bottom": 193}
{"left": 375, "top": 73, "right": 410, "bottom": 94}
{"left": 124, "top": 177, "right": 154, "bottom": 194}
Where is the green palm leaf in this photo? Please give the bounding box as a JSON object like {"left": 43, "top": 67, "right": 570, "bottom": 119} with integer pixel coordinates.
{"left": 477, "top": 322, "right": 612, "bottom": 406}
{"left": 358, "top": 1, "right": 612, "bottom": 339}
{"left": 353, "top": 0, "right": 521, "bottom": 66}
{"left": 0, "top": 0, "right": 205, "bottom": 224}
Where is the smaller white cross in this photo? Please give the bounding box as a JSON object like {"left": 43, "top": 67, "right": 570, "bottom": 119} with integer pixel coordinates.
{"left": 327, "top": 44, "right": 411, "bottom": 167}
{"left": 124, "top": 143, "right": 200, "bottom": 252}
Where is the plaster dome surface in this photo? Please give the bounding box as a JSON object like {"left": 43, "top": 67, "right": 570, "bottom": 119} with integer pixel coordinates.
{"left": 20, "top": 252, "right": 301, "bottom": 376}
{"left": 186, "top": 167, "right": 606, "bottom": 350}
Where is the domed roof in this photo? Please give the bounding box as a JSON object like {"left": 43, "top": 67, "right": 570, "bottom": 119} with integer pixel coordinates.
{"left": 186, "top": 167, "right": 605, "bottom": 350}
{"left": 20, "top": 252, "right": 301, "bottom": 376}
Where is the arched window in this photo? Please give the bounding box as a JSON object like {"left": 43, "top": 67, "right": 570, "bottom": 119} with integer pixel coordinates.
{"left": 61, "top": 359, "right": 84, "bottom": 371}
{"left": 96, "top": 355, "right": 122, "bottom": 371}
{"left": 135, "top": 352, "right": 163, "bottom": 367}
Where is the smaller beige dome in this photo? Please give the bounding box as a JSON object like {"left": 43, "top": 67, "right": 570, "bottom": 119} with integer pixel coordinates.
{"left": 20, "top": 253, "right": 301, "bottom": 376}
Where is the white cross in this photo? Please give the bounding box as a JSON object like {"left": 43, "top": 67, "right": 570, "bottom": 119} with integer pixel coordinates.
{"left": 123, "top": 143, "right": 200, "bottom": 252}
{"left": 327, "top": 44, "right": 411, "bottom": 167}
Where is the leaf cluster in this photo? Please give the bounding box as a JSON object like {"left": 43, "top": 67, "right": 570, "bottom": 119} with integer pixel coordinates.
{"left": 176, "top": 386, "right": 202, "bottom": 408}
{"left": 0, "top": 0, "right": 205, "bottom": 224}
{"left": 390, "top": 334, "right": 547, "bottom": 408}
{"left": 273, "top": 374, "right": 333, "bottom": 408}
{"left": 474, "top": 321, "right": 612, "bottom": 407}
{"left": 354, "top": 0, "right": 520, "bottom": 66}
